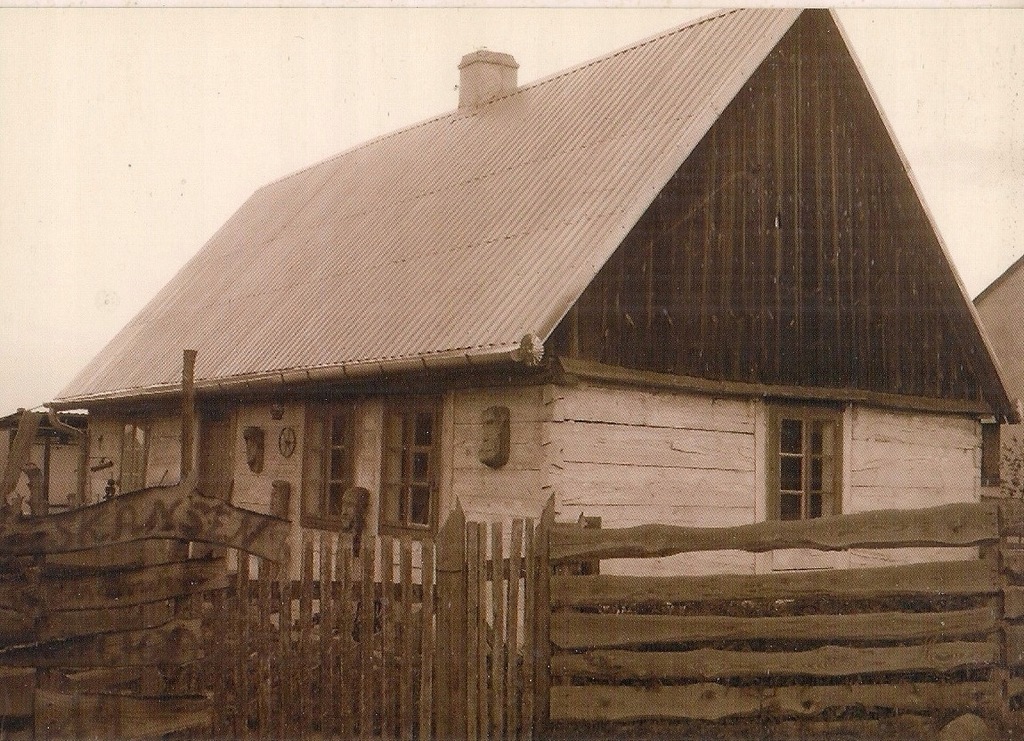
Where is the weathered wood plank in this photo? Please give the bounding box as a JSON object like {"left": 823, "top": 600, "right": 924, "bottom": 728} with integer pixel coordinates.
{"left": 505, "top": 519, "right": 522, "bottom": 741}
{"left": 38, "top": 600, "right": 175, "bottom": 643}
{"left": 419, "top": 541, "right": 434, "bottom": 741}
{"left": 35, "top": 688, "right": 211, "bottom": 739}
{"left": 554, "top": 420, "right": 754, "bottom": 472}
{"left": 549, "top": 681, "right": 993, "bottom": 722}
{"left": 57, "top": 666, "right": 141, "bottom": 694}
{"left": 550, "top": 501, "right": 997, "bottom": 562}
{"left": 491, "top": 522, "right": 505, "bottom": 741}
{"left": 535, "top": 499, "right": 553, "bottom": 733}
{"left": 0, "top": 668, "right": 33, "bottom": 717}
{"left": 551, "top": 605, "right": 998, "bottom": 650}
{"left": 475, "top": 523, "right": 489, "bottom": 741}
{"left": 39, "top": 557, "right": 227, "bottom": 612}
{"left": 42, "top": 540, "right": 186, "bottom": 573}
{"left": 0, "top": 482, "right": 289, "bottom": 560}
{"left": 521, "top": 519, "right": 535, "bottom": 741}
{"left": 552, "top": 640, "right": 999, "bottom": 681}
{"left": 358, "top": 536, "right": 374, "bottom": 741}
{"left": 435, "top": 506, "right": 466, "bottom": 741}
{"left": 0, "top": 617, "right": 203, "bottom": 667}
{"left": 556, "top": 358, "right": 993, "bottom": 416}
{"left": 400, "top": 538, "right": 414, "bottom": 741}
{"left": 551, "top": 558, "right": 996, "bottom": 606}
{"left": 466, "top": 523, "right": 480, "bottom": 741}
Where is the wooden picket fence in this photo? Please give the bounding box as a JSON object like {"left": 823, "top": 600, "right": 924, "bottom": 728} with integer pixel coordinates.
{"left": 543, "top": 499, "right": 1024, "bottom": 739}
{"left": 214, "top": 505, "right": 540, "bottom": 740}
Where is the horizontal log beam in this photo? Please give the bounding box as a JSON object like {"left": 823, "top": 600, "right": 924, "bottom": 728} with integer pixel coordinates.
{"left": 35, "top": 689, "right": 211, "bottom": 739}
{"left": 37, "top": 601, "right": 176, "bottom": 643}
{"left": 55, "top": 666, "right": 144, "bottom": 694}
{"left": 0, "top": 617, "right": 203, "bottom": 668}
{"left": 0, "top": 480, "right": 288, "bottom": 561}
{"left": 549, "top": 681, "right": 993, "bottom": 722}
{"left": 550, "top": 605, "right": 998, "bottom": 649}
{"left": 550, "top": 502, "right": 996, "bottom": 562}
{"left": 556, "top": 357, "right": 994, "bottom": 416}
{"left": 41, "top": 558, "right": 227, "bottom": 612}
{"left": 552, "top": 641, "right": 999, "bottom": 681}
{"left": 551, "top": 559, "right": 996, "bottom": 606}
{"left": 42, "top": 540, "right": 188, "bottom": 574}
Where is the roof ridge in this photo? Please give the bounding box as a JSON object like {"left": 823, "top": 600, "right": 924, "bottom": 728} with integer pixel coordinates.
{"left": 259, "top": 7, "right": 743, "bottom": 191}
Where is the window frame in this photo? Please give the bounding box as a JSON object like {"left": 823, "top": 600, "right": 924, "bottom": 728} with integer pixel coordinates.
{"left": 301, "top": 403, "right": 356, "bottom": 531}
{"left": 379, "top": 396, "right": 440, "bottom": 537}
{"left": 767, "top": 403, "right": 842, "bottom": 521}
{"left": 119, "top": 420, "right": 150, "bottom": 494}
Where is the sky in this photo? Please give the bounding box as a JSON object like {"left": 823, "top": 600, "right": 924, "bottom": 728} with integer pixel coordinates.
{"left": 0, "top": 7, "right": 1022, "bottom": 413}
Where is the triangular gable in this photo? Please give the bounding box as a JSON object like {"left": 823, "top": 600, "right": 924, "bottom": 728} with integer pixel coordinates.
{"left": 548, "top": 10, "right": 1013, "bottom": 419}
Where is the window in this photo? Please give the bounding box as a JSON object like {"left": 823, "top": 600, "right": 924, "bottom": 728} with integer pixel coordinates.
{"left": 120, "top": 421, "right": 149, "bottom": 493}
{"left": 769, "top": 405, "right": 841, "bottom": 520}
{"left": 381, "top": 398, "right": 439, "bottom": 533}
{"left": 302, "top": 405, "right": 355, "bottom": 529}
{"left": 982, "top": 422, "right": 1000, "bottom": 487}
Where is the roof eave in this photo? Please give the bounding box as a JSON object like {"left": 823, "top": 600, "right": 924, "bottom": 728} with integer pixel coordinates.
{"left": 50, "top": 341, "right": 539, "bottom": 409}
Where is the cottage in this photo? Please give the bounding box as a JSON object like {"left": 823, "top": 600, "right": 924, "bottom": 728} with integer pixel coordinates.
{"left": 51, "top": 9, "right": 1014, "bottom": 575}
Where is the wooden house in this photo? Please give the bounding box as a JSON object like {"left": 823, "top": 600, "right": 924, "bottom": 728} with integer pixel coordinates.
{"left": 51, "top": 9, "right": 1014, "bottom": 575}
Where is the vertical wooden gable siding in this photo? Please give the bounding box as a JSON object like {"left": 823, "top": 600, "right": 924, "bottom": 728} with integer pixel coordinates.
{"left": 549, "top": 11, "right": 988, "bottom": 409}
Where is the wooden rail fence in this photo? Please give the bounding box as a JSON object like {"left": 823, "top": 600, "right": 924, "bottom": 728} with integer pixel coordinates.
{"left": 543, "top": 498, "right": 1024, "bottom": 739}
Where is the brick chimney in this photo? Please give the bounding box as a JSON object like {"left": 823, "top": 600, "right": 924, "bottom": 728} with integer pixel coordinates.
{"left": 458, "top": 50, "right": 519, "bottom": 109}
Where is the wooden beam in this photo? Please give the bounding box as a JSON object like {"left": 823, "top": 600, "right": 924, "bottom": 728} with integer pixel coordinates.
{"left": 549, "top": 680, "right": 992, "bottom": 723}
{"left": 34, "top": 689, "right": 211, "bottom": 739}
{"left": 0, "top": 608, "right": 34, "bottom": 645}
{"left": 0, "top": 617, "right": 203, "bottom": 668}
{"left": 550, "top": 605, "right": 998, "bottom": 650}
{"left": 552, "top": 641, "right": 999, "bottom": 681}
{"left": 37, "top": 600, "right": 176, "bottom": 643}
{"left": 0, "top": 481, "right": 288, "bottom": 561}
{"left": 55, "top": 666, "right": 144, "bottom": 694}
{"left": 556, "top": 357, "right": 994, "bottom": 416}
{"left": 551, "top": 502, "right": 996, "bottom": 562}
{"left": 41, "top": 557, "right": 227, "bottom": 612}
{"left": 551, "top": 559, "right": 996, "bottom": 606}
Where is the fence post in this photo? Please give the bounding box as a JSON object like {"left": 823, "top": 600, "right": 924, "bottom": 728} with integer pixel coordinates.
{"left": 435, "top": 503, "right": 467, "bottom": 741}
{"left": 533, "top": 496, "right": 554, "bottom": 736}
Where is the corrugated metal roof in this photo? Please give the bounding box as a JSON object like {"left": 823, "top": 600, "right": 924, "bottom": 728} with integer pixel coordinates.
{"left": 57, "top": 8, "right": 802, "bottom": 403}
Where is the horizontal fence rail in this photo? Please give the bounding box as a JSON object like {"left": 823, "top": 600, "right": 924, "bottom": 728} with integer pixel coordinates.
{"left": 544, "top": 498, "right": 1024, "bottom": 739}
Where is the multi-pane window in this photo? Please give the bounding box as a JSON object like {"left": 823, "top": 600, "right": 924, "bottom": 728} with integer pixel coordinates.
{"left": 302, "top": 405, "right": 354, "bottom": 529}
{"left": 771, "top": 406, "right": 840, "bottom": 520}
{"left": 120, "top": 422, "right": 149, "bottom": 493}
{"left": 381, "top": 399, "right": 438, "bottom": 533}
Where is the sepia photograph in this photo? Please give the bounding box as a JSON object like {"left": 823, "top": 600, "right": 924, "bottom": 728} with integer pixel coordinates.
{"left": 0, "top": 6, "right": 1023, "bottom": 739}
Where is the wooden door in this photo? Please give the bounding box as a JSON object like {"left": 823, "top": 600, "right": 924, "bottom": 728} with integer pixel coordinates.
{"left": 198, "top": 404, "right": 235, "bottom": 502}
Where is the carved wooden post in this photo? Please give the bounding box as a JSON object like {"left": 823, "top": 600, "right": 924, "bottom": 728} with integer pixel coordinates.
{"left": 434, "top": 502, "right": 466, "bottom": 740}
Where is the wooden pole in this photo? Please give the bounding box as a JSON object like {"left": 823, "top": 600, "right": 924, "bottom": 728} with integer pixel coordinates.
{"left": 180, "top": 349, "right": 197, "bottom": 481}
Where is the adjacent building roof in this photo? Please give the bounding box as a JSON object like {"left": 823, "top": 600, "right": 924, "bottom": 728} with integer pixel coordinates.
{"left": 976, "top": 255, "right": 1024, "bottom": 409}
{"left": 56, "top": 8, "right": 801, "bottom": 403}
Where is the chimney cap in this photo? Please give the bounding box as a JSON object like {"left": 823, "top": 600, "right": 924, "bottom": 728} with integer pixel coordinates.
{"left": 459, "top": 50, "right": 519, "bottom": 71}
